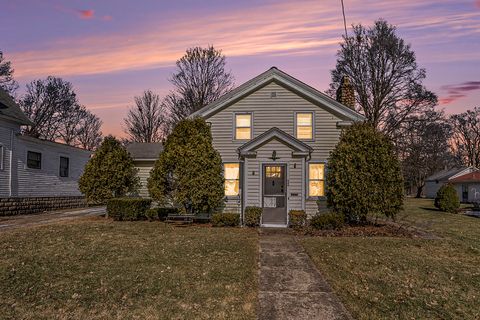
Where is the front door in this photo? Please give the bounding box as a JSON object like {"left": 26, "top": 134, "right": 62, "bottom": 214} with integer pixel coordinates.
{"left": 262, "top": 165, "right": 287, "bottom": 225}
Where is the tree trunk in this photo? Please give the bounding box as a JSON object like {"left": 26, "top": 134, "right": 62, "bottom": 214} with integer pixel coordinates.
{"left": 415, "top": 185, "right": 424, "bottom": 198}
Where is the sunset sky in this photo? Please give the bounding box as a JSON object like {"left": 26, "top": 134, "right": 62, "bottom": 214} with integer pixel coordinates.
{"left": 2, "top": 0, "right": 479, "bottom": 137}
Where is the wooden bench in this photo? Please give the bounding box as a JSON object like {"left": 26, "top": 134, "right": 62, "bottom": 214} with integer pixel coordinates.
{"left": 165, "top": 214, "right": 195, "bottom": 224}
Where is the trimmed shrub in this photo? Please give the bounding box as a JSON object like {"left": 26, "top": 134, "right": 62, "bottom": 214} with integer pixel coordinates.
{"left": 288, "top": 210, "right": 307, "bottom": 228}
{"left": 244, "top": 206, "right": 262, "bottom": 227}
{"left": 310, "top": 212, "right": 345, "bottom": 230}
{"left": 211, "top": 212, "right": 240, "bottom": 227}
{"left": 148, "top": 118, "right": 224, "bottom": 214}
{"left": 435, "top": 184, "right": 460, "bottom": 213}
{"left": 106, "top": 198, "right": 152, "bottom": 221}
{"left": 327, "top": 123, "right": 404, "bottom": 222}
{"left": 79, "top": 136, "right": 139, "bottom": 203}
{"left": 145, "top": 208, "right": 158, "bottom": 221}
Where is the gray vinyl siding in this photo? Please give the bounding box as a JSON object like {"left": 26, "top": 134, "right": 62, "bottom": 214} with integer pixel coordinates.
{"left": 133, "top": 161, "right": 154, "bottom": 198}
{"left": 0, "top": 119, "right": 21, "bottom": 197}
{"left": 15, "top": 138, "right": 90, "bottom": 197}
{"left": 207, "top": 82, "right": 342, "bottom": 217}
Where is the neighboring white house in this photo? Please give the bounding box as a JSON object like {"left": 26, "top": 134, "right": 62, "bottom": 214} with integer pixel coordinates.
{"left": 191, "top": 67, "right": 365, "bottom": 226}
{"left": 425, "top": 167, "right": 478, "bottom": 200}
{"left": 0, "top": 87, "right": 91, "bottom": 214}
{"left": 126, "top": 142, "right": 163, "bottom": 197}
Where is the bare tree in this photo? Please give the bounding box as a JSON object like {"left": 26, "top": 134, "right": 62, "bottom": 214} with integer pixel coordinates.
{"left": 329, "top": 20, "right": 437, "bottom": 138}
{"left": 450, "top": 107, "right": 480, "bottom": 167}
{"left": 164, "top": 46, "right": 234, "bottom": 126}
{"left": 19, "top": 76, "right": 103, "bottom": 149}
{"left": 77, "top": 111, "right": 103, "bottom": 150}
{"left": 398, "top": 110, "right": 453, "bottom": 197}
{"left": 124, "top": 90, "right": 168, "bottom": 142}
{"left": 0, "top": 51, "right": 18, "bottom": 97}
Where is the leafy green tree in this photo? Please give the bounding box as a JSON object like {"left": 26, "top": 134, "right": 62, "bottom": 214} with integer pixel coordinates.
{"left": 148, "top": 117, "right": 224, "bottom": 214}
{"left": 79, "top": 136, "right": 139, "bottom": 202}
{"left": 434, "top": 184, "right": 460, "bottom": 213}
{"left": 326, "top": 123, "right": 404, "bottom": 222}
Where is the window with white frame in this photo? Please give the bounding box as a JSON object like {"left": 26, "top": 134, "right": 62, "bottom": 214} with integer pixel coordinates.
{"left": 235, "top": 113, "right": 252, "bottom": 140}
{"left": 296, "top": 112, "right": 313, "bottom": 140}
{"left": 308, "top": 163, "right": 325, "bottom": 197}
{"left": 224, "top": 163, "right": 240, "bottom": 196}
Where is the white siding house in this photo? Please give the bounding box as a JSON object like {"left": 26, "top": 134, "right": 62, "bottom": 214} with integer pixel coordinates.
{"left": 126, "top": 142, "right": 163, "bottom": 197}
{"left": 0, "top": 87, "right": 91, "bottom": 213}
{"left": 425, "top": 167, "right": 477, "bottom": 199}
{"left": 192, "top": 67, "right": 365, "bottom": 226}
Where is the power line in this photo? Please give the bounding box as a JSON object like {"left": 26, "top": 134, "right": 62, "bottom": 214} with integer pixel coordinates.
{"left": 341, "top": 0, "right": 348, "bottom": 38}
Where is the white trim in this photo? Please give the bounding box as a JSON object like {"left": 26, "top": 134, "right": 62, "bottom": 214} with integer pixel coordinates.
{"left": 233, "top": 112, "right": 253, "bottom": 141}
{"left": 0, "top": 144, "right": 4, "bottom": 171}
{"left": 294, "top": 111, "right": 315, "bottom": 141}
{"left": 191, "top": 67, "right": 366, "bottom": 122}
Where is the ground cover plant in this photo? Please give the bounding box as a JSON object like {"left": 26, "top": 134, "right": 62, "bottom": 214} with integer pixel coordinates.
{"left": 0, "top": 219, "right": 257, "bottom": 319}
{"left": 301, "top": 198, "right": 480, "bottom": 319}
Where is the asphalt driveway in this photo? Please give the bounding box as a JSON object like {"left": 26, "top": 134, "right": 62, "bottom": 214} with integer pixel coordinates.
{"left": 0, "top": 206, "right": 105, "bottom": 231}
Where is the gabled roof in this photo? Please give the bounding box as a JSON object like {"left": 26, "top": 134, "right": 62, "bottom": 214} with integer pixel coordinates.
{"left": 425, "top": 167, "right": 476, "bottom": 182}
{"left": 0, "top": 87, "right": 33, "bottom": 125}
{"left": 449, "top": 171, "right": 480, "bottom": 183}
{"left": 237, "top": 127, "right": 312, "bottom": 158}
{"left": 126, "top": 142, "right": 163, "bottom": 161}
{"left": 191, "top": 67, "right": 366, "bottom": 122}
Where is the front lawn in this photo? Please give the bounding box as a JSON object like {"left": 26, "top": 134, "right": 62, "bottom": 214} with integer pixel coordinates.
{"left": 301, "top": 198, "right": 480, "bottom": 319}
{"left": 0, "top": 219, "right": 258, "bottom": 319}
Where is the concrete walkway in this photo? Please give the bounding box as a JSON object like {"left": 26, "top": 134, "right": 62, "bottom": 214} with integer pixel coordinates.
{"left": 258, "top": 230, "right": 352, "bottom": 320}
{"left": 0, "top": 206, "right": 105, "bottom": 231}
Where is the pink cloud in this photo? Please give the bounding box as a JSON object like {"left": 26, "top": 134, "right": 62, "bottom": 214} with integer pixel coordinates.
{"left": 78, "top": 9, "right": 94, "bottom": 19}
{"left": 440, "top": 81, "right": 480, "bottom": 105}
{"left": 476, "top": 0, "right": 480, "bottom": 8}
{"left": 102, "top": 15, "right": 113, "bottom": 21}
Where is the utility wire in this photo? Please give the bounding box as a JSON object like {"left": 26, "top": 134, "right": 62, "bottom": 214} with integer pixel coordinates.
{"left": 341, "top": 0, "right": 348, "bottom": 38}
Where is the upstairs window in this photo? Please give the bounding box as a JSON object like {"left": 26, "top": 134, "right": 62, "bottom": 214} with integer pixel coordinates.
{"left": 296, "top": 112, "right": 313, "bottom": 140}
{"left": 59, "top": 156, "right": 69, "bottom": 177}
{"left": 235, "top": 113, "right": 252, "bottom": 140}
{"left": 224, "top": 163, "right": 240, "bottom": 196}
{"left": 27, "top": 151, "right": 42, "bottom": 169}
{"left": 308, "top": 163, "right": 325, "bottom": 197}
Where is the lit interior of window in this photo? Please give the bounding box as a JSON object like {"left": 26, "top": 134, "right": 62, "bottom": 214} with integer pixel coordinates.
{"left": 309, "top": 163, "right": 324, "bottom": 196}
{"left": 224, "top": 163, "right": 240, "bottom": 196}
{"left": 296, "top": 113, "right": 313, "bottom": 139}
{"left": 235, "top": 114, "right": 251, "bottom": 139}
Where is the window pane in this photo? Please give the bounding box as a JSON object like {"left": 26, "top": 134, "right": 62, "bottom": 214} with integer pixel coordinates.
{"left": 224, "top": 163, "right": 239, "bottom": 180}
{"left": 236, "top": 127, "right": 251, "bottom": 139}
{"left": 309, "top": 181, "right": 325, "bottom": 197}
{"left": 236, "top": 114, "right": 251, "bottom": 127}
{"left": 297, "top": 126, "right": 313, "bottom": 139}
{"left": 297, "top": 113, "right": 312, "bottom": 126}
{"left": 309, "top": 163, "right": 324, "bottom": 180}
{"left": 27, "top": 151, "right": 41, "bottom": 169}
{"left": 225, "top": 180, "right": 239, "bottom": 196}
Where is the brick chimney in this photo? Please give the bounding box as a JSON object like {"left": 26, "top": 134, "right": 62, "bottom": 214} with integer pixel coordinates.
{"left": 336, "top": 76, "right": 355, "bottom": 109}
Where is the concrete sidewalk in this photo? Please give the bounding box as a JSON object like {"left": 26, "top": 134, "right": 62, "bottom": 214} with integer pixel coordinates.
{"left": 0, "top": 206, "right": 105, "bottom": 231}
{"left": 258, "top": 230, "right": 352, "bottom": 320}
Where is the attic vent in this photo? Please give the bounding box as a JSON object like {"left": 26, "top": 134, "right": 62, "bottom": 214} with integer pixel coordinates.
{"left": 270, "top": 92, "right": 277, "bottom": 98}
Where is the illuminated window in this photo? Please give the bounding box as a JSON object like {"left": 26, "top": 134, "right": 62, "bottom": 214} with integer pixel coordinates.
{"left": 296, "top": 113, "right": 313, "bottom": 140}
{"left": 235, "top": 113, "right": 252, "bottom": 140}
{"left": 308, "top": 163, "right": 325, "bottom": 197}
{"left": 266, "top": 166, "right": 282, "bottom": 178}
{"left": 224, "top": 163, "right": 240, "bottom": 196}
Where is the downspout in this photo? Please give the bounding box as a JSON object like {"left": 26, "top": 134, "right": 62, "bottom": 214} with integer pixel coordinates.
{"left": 8, "top": 128, "right": 14, "bottom": 197}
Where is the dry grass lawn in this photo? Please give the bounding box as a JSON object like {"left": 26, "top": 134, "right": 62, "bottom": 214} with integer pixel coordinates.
{"left": 301, "top": 198, "right": 480, "bottom": 319}
{"left": 0, "top": 218, "right": 258, "bottom": 320}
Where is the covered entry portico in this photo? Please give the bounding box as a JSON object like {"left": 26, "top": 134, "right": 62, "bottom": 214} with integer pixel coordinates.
{"left": 237, "top": 127, "right": 313, "bottom": 227}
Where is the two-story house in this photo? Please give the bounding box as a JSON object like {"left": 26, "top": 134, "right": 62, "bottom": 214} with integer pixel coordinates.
{"left": 192, "top": 67, "right": 364, "bottom": 226}
{"left": 0, "top": 87, "right": 91, "bottom": 215}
